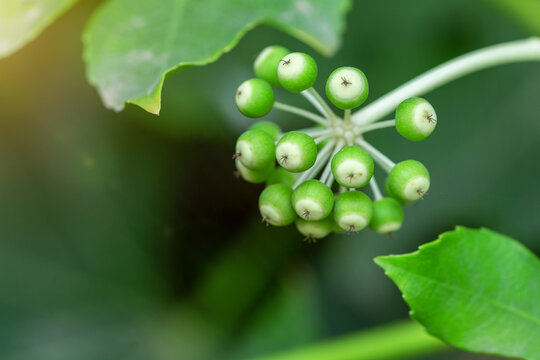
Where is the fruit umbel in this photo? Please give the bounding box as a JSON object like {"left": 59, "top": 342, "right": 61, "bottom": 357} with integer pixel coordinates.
{"left": 232, "top": 47, "right": 437, "bottom": 242}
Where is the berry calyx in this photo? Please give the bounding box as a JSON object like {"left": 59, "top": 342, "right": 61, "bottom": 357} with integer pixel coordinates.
{"left": 235, "top": 160, "right": 274, "bottom": 184}
{"left": 235, "top": 129, "right": 275, "bottom": 170}
{"left": 277, "top": 52, "right": 318, "bottom": 93}
{"left": 387, "top": 160, "right": 430, "bottom": 203}
{"left": 325, "top": 67, "right": 369, "bottom": 109}
{"left": 334, "top": 191, "right": 373, "bottom": 232}
{"left": 291, "top": 180, "right": 334, "bottom": 221}
{"left": 395, "top": 97, "right": 437, "bottom": 141}
{"left": 331, "top": 145, "right": 374, "bottom": 188}
{"left": 369, "top": 198, "right": 404, "bottom": 234}
{"left": 295, "top": 217, "right": 334, "bottom": 242}
{"left": 249, "top": 121, "right": 282, "bottom": 142}
{"left": 235, "top": 78, "right": 274, "bottom": 118}
{"left": 275, "top": 131, "right": 317, "bottom": 172}
{"left": 254, "top": 45, "right": 290, "bottom": 86}
{"left": 259, "top": 184, "right": 297, "bottom": 226}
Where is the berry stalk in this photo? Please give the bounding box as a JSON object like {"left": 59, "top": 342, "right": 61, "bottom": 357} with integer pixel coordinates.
{"left": 355, "top": 138, "right": 395, "bottom": 173}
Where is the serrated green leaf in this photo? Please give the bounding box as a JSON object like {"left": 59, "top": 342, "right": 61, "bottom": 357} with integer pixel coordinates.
{"left": 375, "top": 227, "right": 540, "bottom": 360}
{"left": 83, "top": 0, "right": 351, "bottom": 114}
{"left": 0, "top": 0, "right": 78, "bottom": 59}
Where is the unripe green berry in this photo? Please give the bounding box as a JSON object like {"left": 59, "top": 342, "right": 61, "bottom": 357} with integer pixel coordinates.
{"left": 275, "top": 131, "right": 317, "bottom": 172}
{"left": 277, "top": 52, "right": 318, "bottom": 93}
{"left": 387, "top": 160, "right": 430, "bottom": 202}
{"left": 235, "top": 129, "right": 275, "bottom": 170}
{"left": 266, "top": 167, "right": 296, "bottom": 188}
{"left": 254, "top": 45, "right": 290, "bottom": 86}
{"left": 369, "top": 198, "right": 404, "bottom": 234}
{"left": 384, "top": 177, "right": 412, "bottom": 205}
{"left": 331, "top": 145, "right": 374, "bottom": 188}
{"left": 295, "top": 217, "right": 333, "bottom": 240}
{"left": 291, "top": 180, "right": 334, "bottom": 221}
{"left": 235, "top": 78, "right": 274, "bottom": 118}
{"left": 325, "top": 67, "right": 369, "bottom": 109}
{"left": 334, "top": 191, "right": 373, "bottom": 232}
{"left": 235, "top": 159, "right": 274, "bottom": 184}
{"left": 249, "top": 121, "right": 282, "bottom": 142}
{"left": 259, "top": 184, "right": 297, "bottom": 226}
{"left": 332, "top": 217, "right": 347, "bottom": 234}
{"left": 395, "top": 97, "right": 437, "bottom": 141}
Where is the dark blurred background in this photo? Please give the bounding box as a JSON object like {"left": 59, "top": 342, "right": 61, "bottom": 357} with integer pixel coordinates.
{"left": 0, "top": 0, "right": 538, "bottom": 359}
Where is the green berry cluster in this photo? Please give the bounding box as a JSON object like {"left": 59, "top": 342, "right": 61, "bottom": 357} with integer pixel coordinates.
{"left": 233, "top": 45, "right": 438, "bottom": 242}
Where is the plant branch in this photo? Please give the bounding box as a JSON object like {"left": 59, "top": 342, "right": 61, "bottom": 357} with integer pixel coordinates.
{"left": 301, "top": 89, "right": 327, "bottom": 117}
{"left": 320, "top": 140, "right": 345, "bottom": 184}
{"left": 352, "top": 37, "right": 540, "bottom": 126}
{"left": 251, "top": 320, "right": 448, "bottom": 360}
{"left": 306, "top": 87, "right": 338, "bottom": 122}
{"left": 355, "top": 138, "right": 395, "bottom": 173}
{"left": 357, "top": 120, "right": 395, "bottom": 134}
{"left": 274, "top": 102, "right": 328, "bottom": 125}
{"left": 369, "top": 176, "right": 383, "bottom": 201}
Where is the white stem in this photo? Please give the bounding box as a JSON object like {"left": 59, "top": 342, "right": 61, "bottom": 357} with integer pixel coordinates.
{"left": 355, "top": 138, "right": 395, "bottom": 173}
{"left": 293, "top": 140, "right": 336, "bottom": 188}
{"left": 314, "top": 132, "right": 335, "bottom": 144}
{"left": 299, "top": 128, "right": 333, "bottom": 138}
{"left": 352, "top": 37, "right": 540, "bottom": 126}
{"left": 369, "top": 176, "right": 383, "bottom": 201}
{"left": 320, "top": 140, "right": 345, "bottom": 184}
{"left": 325, "top": 174, "right": 335, "bottom": 188}
{"left": 307, "top": 87, "right": 338, "bottom": 122}
{"left": 274, "top": 102, "right": 328, "bottom": 125}
{"left": 301, "top": 90, "right": 327, "bottom": 117}
{"left": 357, "top": 120, "right": 395, "bottom": 134}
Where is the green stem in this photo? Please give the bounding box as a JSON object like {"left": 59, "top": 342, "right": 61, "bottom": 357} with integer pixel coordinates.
{"left": 251, "top": 320, "right": 448, "bottom": 360}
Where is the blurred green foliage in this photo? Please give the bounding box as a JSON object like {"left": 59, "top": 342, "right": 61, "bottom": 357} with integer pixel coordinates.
{"left": 486, "top": 0, "right": 540, "bottom": 34}
{"left": 0, "top": 0, "right": 77, "bottom": 58}
{"left": 0, "top": 0, "right": 538, "bottom": 359}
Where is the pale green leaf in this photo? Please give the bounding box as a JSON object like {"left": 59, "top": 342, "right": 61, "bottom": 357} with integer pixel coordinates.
{"left": 375, "top": 227, "right": 540, "bottom": 360}
{"left": 0, "top": 0, "right": 78, "bottom": 59}
{"left": 83, "top": 0, "right": 351, "bottom": 114}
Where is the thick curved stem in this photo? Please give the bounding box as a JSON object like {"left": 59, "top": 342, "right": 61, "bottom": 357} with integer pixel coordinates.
{"left": 252, "top": 320, "right": 448, "bottom": 360}
{"left": 352, "top": 37, "right": 540, "bottom": 126}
